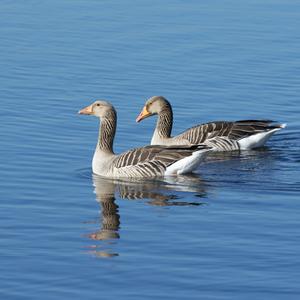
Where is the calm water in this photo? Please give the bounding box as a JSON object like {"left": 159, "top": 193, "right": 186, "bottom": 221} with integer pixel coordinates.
{"left": 1, "top": 0, "right": 300, "bottom": 299}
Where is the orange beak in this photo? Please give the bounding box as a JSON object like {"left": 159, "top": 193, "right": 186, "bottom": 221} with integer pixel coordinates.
{"left": 78, "top": 104, "right": 93, "bottom": 115}
{"left": 136, "top": 106, "right": 151, "bottom": 122}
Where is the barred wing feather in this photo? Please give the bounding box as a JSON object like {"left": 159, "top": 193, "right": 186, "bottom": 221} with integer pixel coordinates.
{"left": 113, "top": 145, "right": 210, "bottom": 177}
{"left": 176, "top": 120, "right": 283, "bottom": 150}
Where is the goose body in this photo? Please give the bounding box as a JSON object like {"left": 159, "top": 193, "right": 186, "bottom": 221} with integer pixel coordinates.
{"left": 79, "top": 100, "right": 211, "bottom": 178}
{"left": 136, "top": 96, "right": 286, "bottom": 151}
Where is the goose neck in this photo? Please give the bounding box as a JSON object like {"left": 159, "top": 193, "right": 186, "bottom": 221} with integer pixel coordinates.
{"left": 155, "top": 107, "right": 173, "bottom": 139}
{"left": 97, "top": 113, "right": 116, "bottom": 154}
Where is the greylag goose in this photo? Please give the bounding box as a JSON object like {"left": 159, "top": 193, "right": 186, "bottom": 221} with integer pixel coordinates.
{"left": 79, "top": 101, "right": 211, "bottom": 178}
{"left": 136, "top": 96, "right": 286, "bottom": 151}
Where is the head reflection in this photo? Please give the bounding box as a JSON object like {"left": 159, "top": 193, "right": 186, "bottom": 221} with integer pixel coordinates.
{"left": 87, "top": 174, "right": 208, "bottom": 257}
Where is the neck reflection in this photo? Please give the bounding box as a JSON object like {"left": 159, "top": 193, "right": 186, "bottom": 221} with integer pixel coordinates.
{"left": 87, "top": 174, "right": 208, "bottom": 257}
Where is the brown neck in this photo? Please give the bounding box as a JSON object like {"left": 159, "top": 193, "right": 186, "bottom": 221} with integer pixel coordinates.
{"left": 156, "top": 104, "right": 173, "bottom": 138}
{"left": 98, "top": 110, "right": 117, "bottom": 154}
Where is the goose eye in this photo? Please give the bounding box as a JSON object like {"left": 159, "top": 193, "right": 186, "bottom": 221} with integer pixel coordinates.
{"left": 96, "top": 103, "right": 100, "bottom": 106}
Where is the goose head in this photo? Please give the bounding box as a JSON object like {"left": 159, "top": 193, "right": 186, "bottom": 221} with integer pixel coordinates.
{"left": 79, "top": 100, "right": 116, "bottom": 119}
{"left": 136, "top": 96, "right": 171, "bottom": 122}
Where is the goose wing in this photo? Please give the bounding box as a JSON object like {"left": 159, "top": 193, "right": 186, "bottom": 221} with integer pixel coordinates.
{"left": 176, "top": 120, "right": 281, "bottom": 144}
{"left": 113, "top": 145, "right": 209, "bottom": 177}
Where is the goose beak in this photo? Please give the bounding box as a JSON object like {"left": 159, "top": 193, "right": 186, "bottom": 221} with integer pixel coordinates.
{"left": 136, "top": 106, "right": 151, "bottom": 122}
{"left": 78, "top": 104, "right": 93, "bottom": 115}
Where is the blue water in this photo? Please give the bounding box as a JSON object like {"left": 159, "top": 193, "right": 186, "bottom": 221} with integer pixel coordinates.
{"left": 1, "top": 1, "right": 300, "bottom": 299}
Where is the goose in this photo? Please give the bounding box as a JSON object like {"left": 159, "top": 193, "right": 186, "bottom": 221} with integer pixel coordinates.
{"left": 136, "top": 96, "right": 286, "bottom": 151}
{"left": 78, "top": 100, "right": 212, "bottom": 178}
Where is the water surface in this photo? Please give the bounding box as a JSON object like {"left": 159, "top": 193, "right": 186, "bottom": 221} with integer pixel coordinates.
{"left": 1, "top": 0, "right": 300, "bottom": 299}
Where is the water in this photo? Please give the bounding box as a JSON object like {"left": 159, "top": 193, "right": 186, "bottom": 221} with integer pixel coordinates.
{"left": 1, "top": 0, "right": 300, "bottom": 299}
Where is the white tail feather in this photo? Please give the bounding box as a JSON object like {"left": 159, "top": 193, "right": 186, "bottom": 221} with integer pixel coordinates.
{"left": 238, "top": 127, "right": 283, "bottom": 150}
{"left": 164, "top": 149, "right": 211, "bottom": 176}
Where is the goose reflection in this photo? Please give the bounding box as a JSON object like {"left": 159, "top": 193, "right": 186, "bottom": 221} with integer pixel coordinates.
{"left": 87, "top": 174, "right": 208, "bottom": 257}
